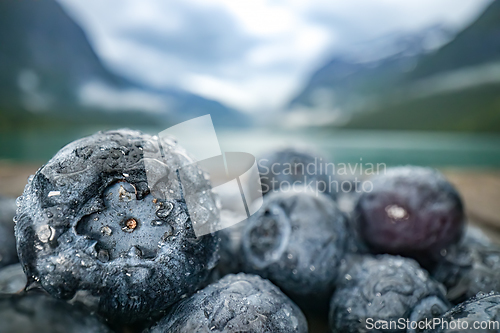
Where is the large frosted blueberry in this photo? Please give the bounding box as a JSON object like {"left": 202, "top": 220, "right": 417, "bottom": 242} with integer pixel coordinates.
{"left": 0, "top": 197, "right": 17, "bottom": 269}
{"left": 145, "top": 273, "right": 308, "bottom": 333}
{"left": 15, "top": 129, "right": 220, "bottom": 323}
{"left": 329, "top": 255, "right": 450, "bottom": 333}
{"left": 241, "top": 189, "right": 347, "bottom": 307}
{"left": 258, "top": 148, "right": 337, "bottom": 199}
{"left": 0, "top": 292, "right": 112, "bottom": 333}
{"left": 424, "top": 292, "right": 500, "bottom": 333}
{"left": 432, "top": 226, "right": 500, "bottom": 303}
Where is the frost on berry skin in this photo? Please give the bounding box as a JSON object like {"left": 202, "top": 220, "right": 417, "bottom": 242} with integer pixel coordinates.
{"left": 329, "top": 255, "right": 450, "bottom": 333}
{"left": 14, "top": 129, "right": 220, "bottom": 323}
{"left": 258, "top": 148, "right": 337, "bottom": 200}
{"left": 145, "top": 273, "right": 308, "bottom": 333}
{"left": 240, "top": 189, "right": 347, "bottom": 307}
{"left": 432, "top": 226, "right": 500, "bottom": 304}
{"left": 354, "top": 166, "right": 465, "bottom": 268}
{"left": 0, "top": 197, "right": 18, "bottom": 269}
{"left": 424, "top": 292, "right": 500, "bottom": 333}
{"left": 0, "top": 292, "right": 112, "bottom": 333}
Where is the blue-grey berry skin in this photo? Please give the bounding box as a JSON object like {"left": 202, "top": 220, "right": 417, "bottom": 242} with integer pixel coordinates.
{"left": 0, "top": 263, "right": 26, "bottom": 294}
{"left": 424, "top": 292, "right": 500, "bottom": 333}
{"left": 145, "top": 273, "right": 308, "bottom": 333}
{"left": 240, "top": 189, "right": 347, "bottom": 307}
{"left": 335, "top": 191, "right": 370, "bottom": 256}
{"left": 258, "top": 148, "right": 337, "bottom": 200}
{"left": 329, "top": 255, "right": 450, "bottom": 333}
{"left": 0, "top": 292, "right": 112, "bottom": 333}
{"left": 0, "top": 197, "right": 18, "bottom": 269}
{"left": 432, "top": 226, "right": 500, "bottom": 304}
{"left": 354, "top": 166, "right": 465, "bottom": 268}
{"left": 216, "top": 222, "right": 244, "bottom": 277}
{"left": 15, "top": 129, "right": 220, "bottom": 323}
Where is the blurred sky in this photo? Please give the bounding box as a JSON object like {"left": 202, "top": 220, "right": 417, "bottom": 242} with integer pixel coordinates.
{"left": 58, "top": 0, "right": 492, "bottom": 113}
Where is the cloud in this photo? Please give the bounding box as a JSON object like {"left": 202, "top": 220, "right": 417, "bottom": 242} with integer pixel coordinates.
{"left": 78, "top": 80, "right": 172, "bottom": 113}
{"left": 119, "top": 3, "right": 256, "bottom": 64}
{"left": 301, "top": 0, "right": 492, "bottom": 50}
{"left": 57, "top": 0, "right": 492, "bottom": 112}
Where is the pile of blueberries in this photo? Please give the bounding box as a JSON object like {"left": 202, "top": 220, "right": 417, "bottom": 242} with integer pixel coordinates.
{"left": 1, "top": 129, "right": 500, "bottom": 332}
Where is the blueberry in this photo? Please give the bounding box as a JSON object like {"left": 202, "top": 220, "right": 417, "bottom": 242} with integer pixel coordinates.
{"left": 354, "top": 166, "right": 465, "bottom": 268}
{"left": 15, "top": 129, "right": 220, "bottom": 323}
{"left": 144, "top": 273, "right": 308, "bottom": 333}
{"left": 0, "top": 292, "right": 112, "bottom": 333}
{"left": 0, "top": 264, "right": 26, "bottom": 295}
{"left": 216, "top": 221, "right": 245, "bottom": 277}
{"left": 258, "top": 148, "right": 337, "bottom": 199}
{"left": 424, "top": 292, "right": 500, "bottom": 333}
{"left": 432, "top": 226, "right": 500, "bottom": 304}
{"left": 240, "top": 188, "right": 347, "bottom": 308}
{"left": 0, "top": 197, "right": 18, "bottom": 268}
{"left": 329, "top": 255, "right": 449, "bottom": 333}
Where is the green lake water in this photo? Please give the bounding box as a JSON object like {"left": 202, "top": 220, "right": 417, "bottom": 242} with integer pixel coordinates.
{"left": 1, "top": 127, "right": 499, "bottom": 168}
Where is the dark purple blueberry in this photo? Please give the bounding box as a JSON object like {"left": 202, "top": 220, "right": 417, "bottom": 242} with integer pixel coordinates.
{"left": 258, "top": 148, "right": 337, "bottom": 199}
{"left": 432, "top": 226, "right": 500, "bottom": 304}
{"left": 15, "top": 129, "right": 220, "bottom": 323}
{"left": 0, "top": 292, "right": 112, "bottom": 333}
{"left": 424, "top": 292, "right": 500, "bottom": 333}
{"left": 0, "top": 197, "right": 18, "bottom": 268}
{"left": 241, "top": 188, "right": 347, "bottom": 308}
{"left": 354, "top": 166, "right": 465, "bottom": 267}
{"left": 329, "top": 255, "right": 450, "bottom": 333}
{"left": 145, "top": 273, "right": 308, "bottom": 333}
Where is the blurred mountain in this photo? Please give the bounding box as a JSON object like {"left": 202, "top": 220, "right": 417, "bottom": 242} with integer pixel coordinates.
{"left": 290, "top": 0, "right": 500, "bottom": 132}
{"left": 411, "top": 0, "right": 500, "bottom": 78}
{"left": 289, "top": 25, "right": 450, "bottom": 108}
{"left": 0, "top": 0, "right": 248, "bottom": 131}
